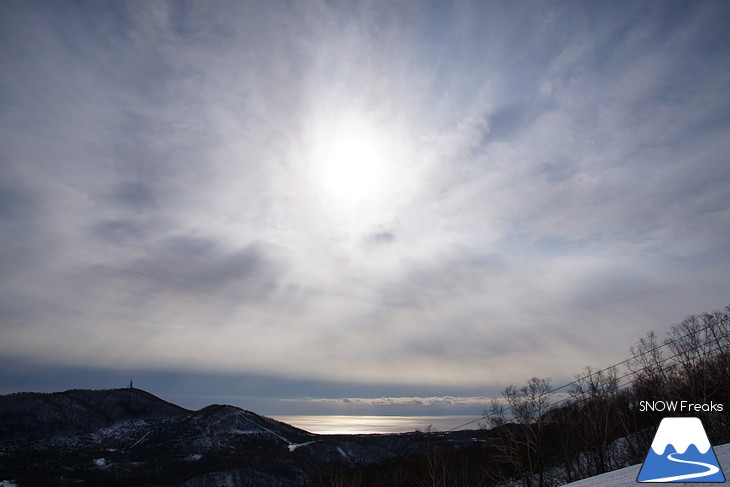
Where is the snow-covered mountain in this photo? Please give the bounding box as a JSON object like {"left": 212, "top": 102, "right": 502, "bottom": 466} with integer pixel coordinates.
{"left": 0, "top": 388, "right": 487, "bottom": 486}
{"left": 0, "top": 388, "right": 190, "bottom": 441}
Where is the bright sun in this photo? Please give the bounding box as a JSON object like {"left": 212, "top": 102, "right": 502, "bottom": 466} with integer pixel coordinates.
{"left": 305, "top": 110, "right": 404, "bottom": 231}
{"left": 322, "top": 135, "right": 385, "bottom": 203}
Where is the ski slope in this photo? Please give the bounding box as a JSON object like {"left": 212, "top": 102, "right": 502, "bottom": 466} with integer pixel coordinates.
{"left": 564, "top": 443, "right": 729, "bottom": 486}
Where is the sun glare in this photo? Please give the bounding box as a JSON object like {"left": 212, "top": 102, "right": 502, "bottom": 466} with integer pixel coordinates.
{"left": 307, "top": 111, "right": 398, "bottom": 211}
{"left": 323, "top": 135, "right": 384, "bottom": 202}
{"left": 303, "top": 110, "right": 407, "bottom": 232}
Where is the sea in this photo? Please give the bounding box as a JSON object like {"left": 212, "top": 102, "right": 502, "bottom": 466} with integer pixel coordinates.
{"left": 273, "top": 415, "right": 482, "bottom": 435}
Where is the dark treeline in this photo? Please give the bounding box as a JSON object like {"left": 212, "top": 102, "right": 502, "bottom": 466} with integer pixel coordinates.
{"left": 319, "top": 304, "right": 730, "bottom": 487}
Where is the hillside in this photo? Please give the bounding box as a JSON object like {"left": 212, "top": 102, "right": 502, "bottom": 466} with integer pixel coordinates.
{"left": 0, "top": 388, "right": 490, "bottom": 486}
{"left": 0, "top": 388, "right": 190, "bottom": 441}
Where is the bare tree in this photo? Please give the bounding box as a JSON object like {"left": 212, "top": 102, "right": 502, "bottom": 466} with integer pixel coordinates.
{"left": 568, "top": 366, "right": 622, "bottom": 475}
{"left": 486, "top": 377, "right": 552, "bottom": 487}
{"left": 418, "top": 425, "right": 448, "bottom": 487}
{"left": 628, "top": 331, "right": 675, "bottom": 400}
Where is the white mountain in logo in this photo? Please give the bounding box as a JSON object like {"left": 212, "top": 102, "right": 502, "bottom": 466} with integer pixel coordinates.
{"left": 638, "top": 417, "right": 724, "bottom": 482}
{"left": 650, "top": 417, "right": 711, "bottom": 455}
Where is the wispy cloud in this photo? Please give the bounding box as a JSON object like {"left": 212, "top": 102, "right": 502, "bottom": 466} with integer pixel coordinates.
{"left": 1, "top": 1, "right": 729, "bottom": 409}
{"left": 284, "top": 396, "right": 493, "bottom": 408}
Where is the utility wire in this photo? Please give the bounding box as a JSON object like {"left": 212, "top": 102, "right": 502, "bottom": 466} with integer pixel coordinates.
{"left": 527, "top": 326, "right": 728, "bottom": 421}
{"left": 447, "top": 315, "right": 729, "bottom": 432}
{"left": 449, "top": 327, "right": 728, "bottom": 431}
{"left": 542, "top": 329, "right": 730, "bottom": 415}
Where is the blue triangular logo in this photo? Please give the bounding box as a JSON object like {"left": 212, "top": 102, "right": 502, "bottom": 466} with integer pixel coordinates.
{"left": 637, "top": 417, "right": 725, "bottom": 483}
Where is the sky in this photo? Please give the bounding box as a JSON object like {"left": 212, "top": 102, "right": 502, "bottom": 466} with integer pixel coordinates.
{"left": 1, "top": 0, "right": 730, "bottom": 428}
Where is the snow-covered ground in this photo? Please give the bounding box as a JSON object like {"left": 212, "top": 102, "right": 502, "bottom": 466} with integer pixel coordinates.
{"left": 564, "top": 442, "right": 729, "bottom": 486}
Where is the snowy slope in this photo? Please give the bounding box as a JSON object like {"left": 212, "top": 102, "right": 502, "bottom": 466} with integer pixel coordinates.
{"left": 563, "top": 442, "right": 729, "bottom": 486}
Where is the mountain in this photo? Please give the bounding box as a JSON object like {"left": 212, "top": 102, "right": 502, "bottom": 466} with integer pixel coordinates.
{"left": 0, "top": 388, "right": 491, "bottom": 487}
{"left": 0, "top": 388, "right": 189, "bottom": 441}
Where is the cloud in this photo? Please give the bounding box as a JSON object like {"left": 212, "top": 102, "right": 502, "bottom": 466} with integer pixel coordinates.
{"left": 108, "top": 235, "right": 277, "bottom": 296}
{"left": 90, "top": 219, "right": 143, "bottom": 244}
{"left": 112, "top": 182, "right": 158, "bottom": 212}
{"left": 0, "top": 0, "right": 729, "bottom": 405}
{"left": 286, "top": 396, "right": 492, "bottom": 408}
{"left": 278, "top": 395, "right": 498, "bottom": 417}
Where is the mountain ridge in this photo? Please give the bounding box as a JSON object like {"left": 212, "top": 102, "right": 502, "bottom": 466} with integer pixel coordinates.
{"left": 0, "top": 388, "right": 192, "bottom": 441}
{"left": 0, "top": 387, "right": 488, "bottom": 486}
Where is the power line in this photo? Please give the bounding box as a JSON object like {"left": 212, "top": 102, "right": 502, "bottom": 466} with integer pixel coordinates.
{"left": 447, "top": 314, "right": 729, "bottom": 432}
{"left": 543, "top": 329, "right": 730, "bottom": 414}
{"left": 450, "top": 327, "right": 728, "bottom": 431}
